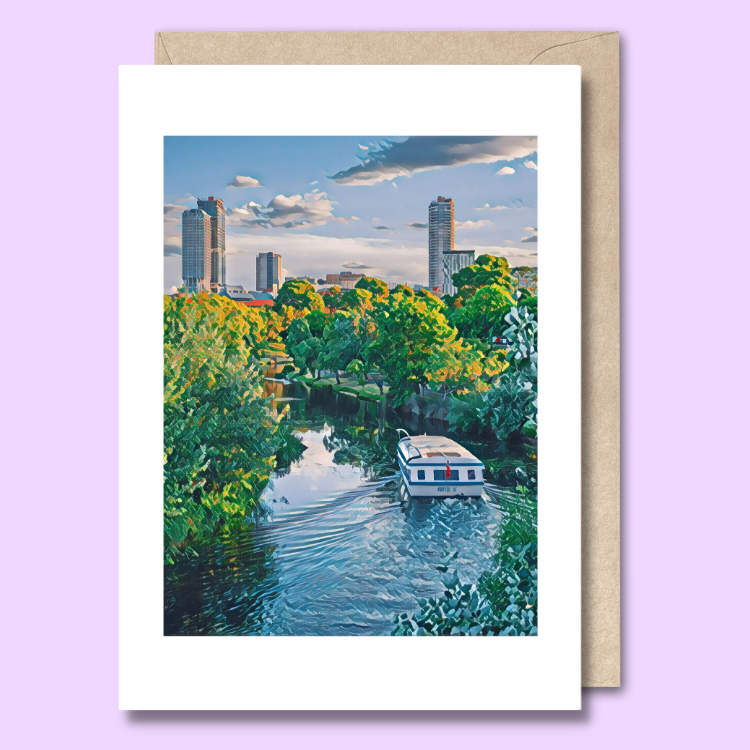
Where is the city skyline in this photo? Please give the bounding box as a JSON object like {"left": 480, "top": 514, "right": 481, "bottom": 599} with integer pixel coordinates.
{"left": 164, "top": 136, "right": 539, "bottom": 293}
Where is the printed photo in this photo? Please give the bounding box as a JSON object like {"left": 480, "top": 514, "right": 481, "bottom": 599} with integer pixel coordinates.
{"left": 163, "top": 136, "right": 539, "bottom": 636}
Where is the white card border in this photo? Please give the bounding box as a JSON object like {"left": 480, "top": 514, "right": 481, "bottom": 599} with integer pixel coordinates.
{"left": 119, "top": 64, "right": 581, "bottom": 711}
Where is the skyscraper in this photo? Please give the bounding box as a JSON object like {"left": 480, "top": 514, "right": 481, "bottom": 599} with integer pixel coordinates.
{"left": 428, "top": 196, "right": 454, "bottom": 290}
{"left": 442, "top": 249, "right": 475, "bottom": 295}
{"left": 256, "top": 252, "right": 283, "bottom": 295}
{"left": 182, "top": 208, "right": 212, "bottom": 293}
{"left": 197, "top": 197, "right": 226, "bottom": 289}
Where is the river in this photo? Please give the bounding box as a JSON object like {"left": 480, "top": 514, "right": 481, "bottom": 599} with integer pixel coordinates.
{"left": 164, "top": 380, "right": 535, "bottom": 635}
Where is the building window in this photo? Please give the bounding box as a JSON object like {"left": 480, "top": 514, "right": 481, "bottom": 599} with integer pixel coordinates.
{"left": 417, "top": 470, "right": 425, "bottom": 481}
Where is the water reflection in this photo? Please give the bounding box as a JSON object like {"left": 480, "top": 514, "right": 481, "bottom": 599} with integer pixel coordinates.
{"left": 165, "top": 380, "right": 535, "bottom": 635}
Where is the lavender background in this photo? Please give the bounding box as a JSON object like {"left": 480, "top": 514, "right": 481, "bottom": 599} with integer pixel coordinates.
{"left": 4, "top": 2, "right": 746, "bottom": 746}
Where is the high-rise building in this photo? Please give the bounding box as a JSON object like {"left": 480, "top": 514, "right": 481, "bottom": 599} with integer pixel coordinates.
{"left": 182, "top": 208, "right": 212, "bottom": 293}
{"left": 428, "top": 196, "right": 454, "bottom": 290}
{"left": 256, "top": 252, "right": 283, "bottom": 295}
{"left": 442, "top": 250, "right": 475, "bottom": 295}
{"left": 197, "top": 197, "right": 226, "bottom": 289}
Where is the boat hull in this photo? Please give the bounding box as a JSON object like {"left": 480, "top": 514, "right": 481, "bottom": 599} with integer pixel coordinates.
{"left": 399, "top": 469, "right": 484, "bottom": 498}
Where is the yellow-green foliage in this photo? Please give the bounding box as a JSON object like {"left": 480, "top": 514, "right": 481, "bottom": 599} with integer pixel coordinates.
{"left": 163, "top": 293, "right": 292, "bottom": 563}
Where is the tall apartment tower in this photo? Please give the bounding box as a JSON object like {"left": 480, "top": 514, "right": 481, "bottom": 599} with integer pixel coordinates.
{"left": 182, "top": 208, "right": 212, "bottom": 293}
{"left": 428, "top": 196, "right": 455, "bottom": 290}
{"left": 256, "top": 252, "right": 283, "bottom": 295}
{"left": 197, "top": 197, "right": 226, "bottom": 289}
{"left": 442, "top": 249, "right": 475, "bottom": 295}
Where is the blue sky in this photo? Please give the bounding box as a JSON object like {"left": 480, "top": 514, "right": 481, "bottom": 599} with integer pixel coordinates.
{"left": 164, "top": 136, "right": 538, "bottom": 292}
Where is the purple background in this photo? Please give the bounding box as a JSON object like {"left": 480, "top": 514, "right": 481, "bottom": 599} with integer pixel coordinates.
{"left": 4, "top": 1, "right": 746, "bottom": 746}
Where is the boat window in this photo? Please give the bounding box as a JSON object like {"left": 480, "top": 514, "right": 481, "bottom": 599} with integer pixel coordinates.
{"left": 417, "top": 470, "right": 425, "bottom": 480}
{"left": 434, "top": 470, "right": 446, "bottom": 480}
{"left": 468, "top": 469, "right": 476, "bottom": 480}
{"left": 405, "top": 469, "right": 411, "bottom": 481}
{"left": 443, "top": 452, "right": 461, "bottom": 457}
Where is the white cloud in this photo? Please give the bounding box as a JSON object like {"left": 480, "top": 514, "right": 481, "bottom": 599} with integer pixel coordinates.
{"left": 455, "top": 219, "right": 491, "bottom": 230}
{"left": 474, "top": 203, "right": 509, "bottom": 211}
{"left": 329, "top": 136, "right": 537, "bottom": 185}
{"left": 524, "top": 226, "right": 537, "bottom": 231}
{"left": 229, "top": 191, "right": 343, "bottom": 229}
{"left": 310, "top": 180, "right": 318, "bottom": 185}
{"left": 358, "top": 144, "right": 369, "bottom": 150}
{"left": 496, "top": 166, "right": 515, "bottom": 176}
{"left": 372, "top": 216, "right": 380, "bottom": 222}
{"left": 523, "top": 160, "right": 538, "bottom": 170}
{"left": 225, "top": 201, "right": 264, "bottom": 225}
{"left": 164, "top": 203, "right": 187, "bottom": 217}
{"left": 227, "top": 175, "right": 263, "bottom": 188}
{"left": 351, "top": 216, "right": 361, "bottom": 222}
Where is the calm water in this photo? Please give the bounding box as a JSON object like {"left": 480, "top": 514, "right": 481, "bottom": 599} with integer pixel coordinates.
{"left": 164, "top": 380, "right": 533, "bottom": 635}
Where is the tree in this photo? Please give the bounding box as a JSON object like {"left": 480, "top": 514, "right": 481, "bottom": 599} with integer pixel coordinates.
{"left": 340, "top": 287, "right": 374, "bottom": 312}
{"left": 305, "top": 309, "right": 329, "bottom": 338}
{"left": 391, "top": 284, "right": 414, "bottom": 298}
{"left": 450, "top": 283, "right": 515, "bottom": 342}
{"left": 516, "top": 288, "right": 538, "bottom": 320}
{"left": 274, "top": 279, "right": 325, "bottom": 314}
{"left": 319, "top": 314, "right": 362, "bottom": 384}
{"left": 321, "top": 284, "right": 342, "bottom": 311}
{"left": 355, "top": 276, "right": 389, "bottom": 300}
{"left": 345, "top": 358, "right": 366, "bottom": 385}
{"left": 366, "top": 292, "right": 457, "bottom": 405}
{"left": 286, "top": 318, "right": 323, "bottom": 377}
{"left": 163, "top": 293, "right": 298, "bottom": 563}
{"left": 424, "top": 338, "right": 485, "bottom": 394}
{"left": 452, "top": 254, "right": 514, "bottom": 306}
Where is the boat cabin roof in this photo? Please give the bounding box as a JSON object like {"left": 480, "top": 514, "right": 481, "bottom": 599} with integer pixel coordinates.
{"left": 399, "top": 435, "right": 483, "bottom": 464}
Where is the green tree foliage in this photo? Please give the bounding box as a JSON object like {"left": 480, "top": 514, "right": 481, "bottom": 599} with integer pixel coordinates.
{"left": 447, "top": 306, "right": 538, "bottom": 439}
{"left": 286, "top": 318, "right": 322, "bottom": 377}
{"left": 366, "top": 292, "right": 457, "bottom": 405}
{"left": 274, "top": 279, "right": 325, "bottom": 314}
{"left": 391, "top": 284, "right": 415, "bottom": 298}
{"left": 450, "top": 283, "right": 515, "bottom": 341}
{"left": 452, "top": 254, "right": 515, "bottom": 306}
{"left": 355, "top": 275, "right": 389, "bottom": 300}
{"left": 319, "top": 314, "right": 363, "bottom": 383}
{"left": 516, "top": 288, "right": 538, "bottom": 320}
{"left": 340, "top": 287, "right": 374, "bottom": 312}
{"left": 163, "top": 293, "right": 298, "bottom": 563}
{"left": 321, "top": 284, "right": 342, "bottom": 310}
{"left": 305, "top": 309, "right": 329, "bottom": 338}
{"left": 345, "top": 358, "right": 366, "bottom": 385}
{"left": 424, "top": 338, "right": 485, "bottom": 393}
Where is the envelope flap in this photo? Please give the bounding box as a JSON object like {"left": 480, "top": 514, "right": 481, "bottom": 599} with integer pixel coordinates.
{"left": 155, "top": 31, "right": 612, "bottom": 65}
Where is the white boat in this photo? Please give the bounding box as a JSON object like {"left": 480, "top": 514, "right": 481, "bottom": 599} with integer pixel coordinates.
{"left": 396, "top": 430, "right": 485, "bottom": 498}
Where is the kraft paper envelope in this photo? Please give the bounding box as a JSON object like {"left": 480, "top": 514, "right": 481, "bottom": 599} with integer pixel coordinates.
{"left": 155, "top": 30, "right": 620, "bottom": 688}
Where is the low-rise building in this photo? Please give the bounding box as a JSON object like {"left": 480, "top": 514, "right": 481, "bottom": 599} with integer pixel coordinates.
{"left": 513, "top": 266, "right": 539, "bottom": 295}
{"left": 223, "top": 289, "right": 275, "bottom": 307}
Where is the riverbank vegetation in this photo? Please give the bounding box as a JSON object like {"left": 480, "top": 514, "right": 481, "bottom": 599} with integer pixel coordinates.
{"left": 163, "top": 294, "right": 302, "bottom": 563}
